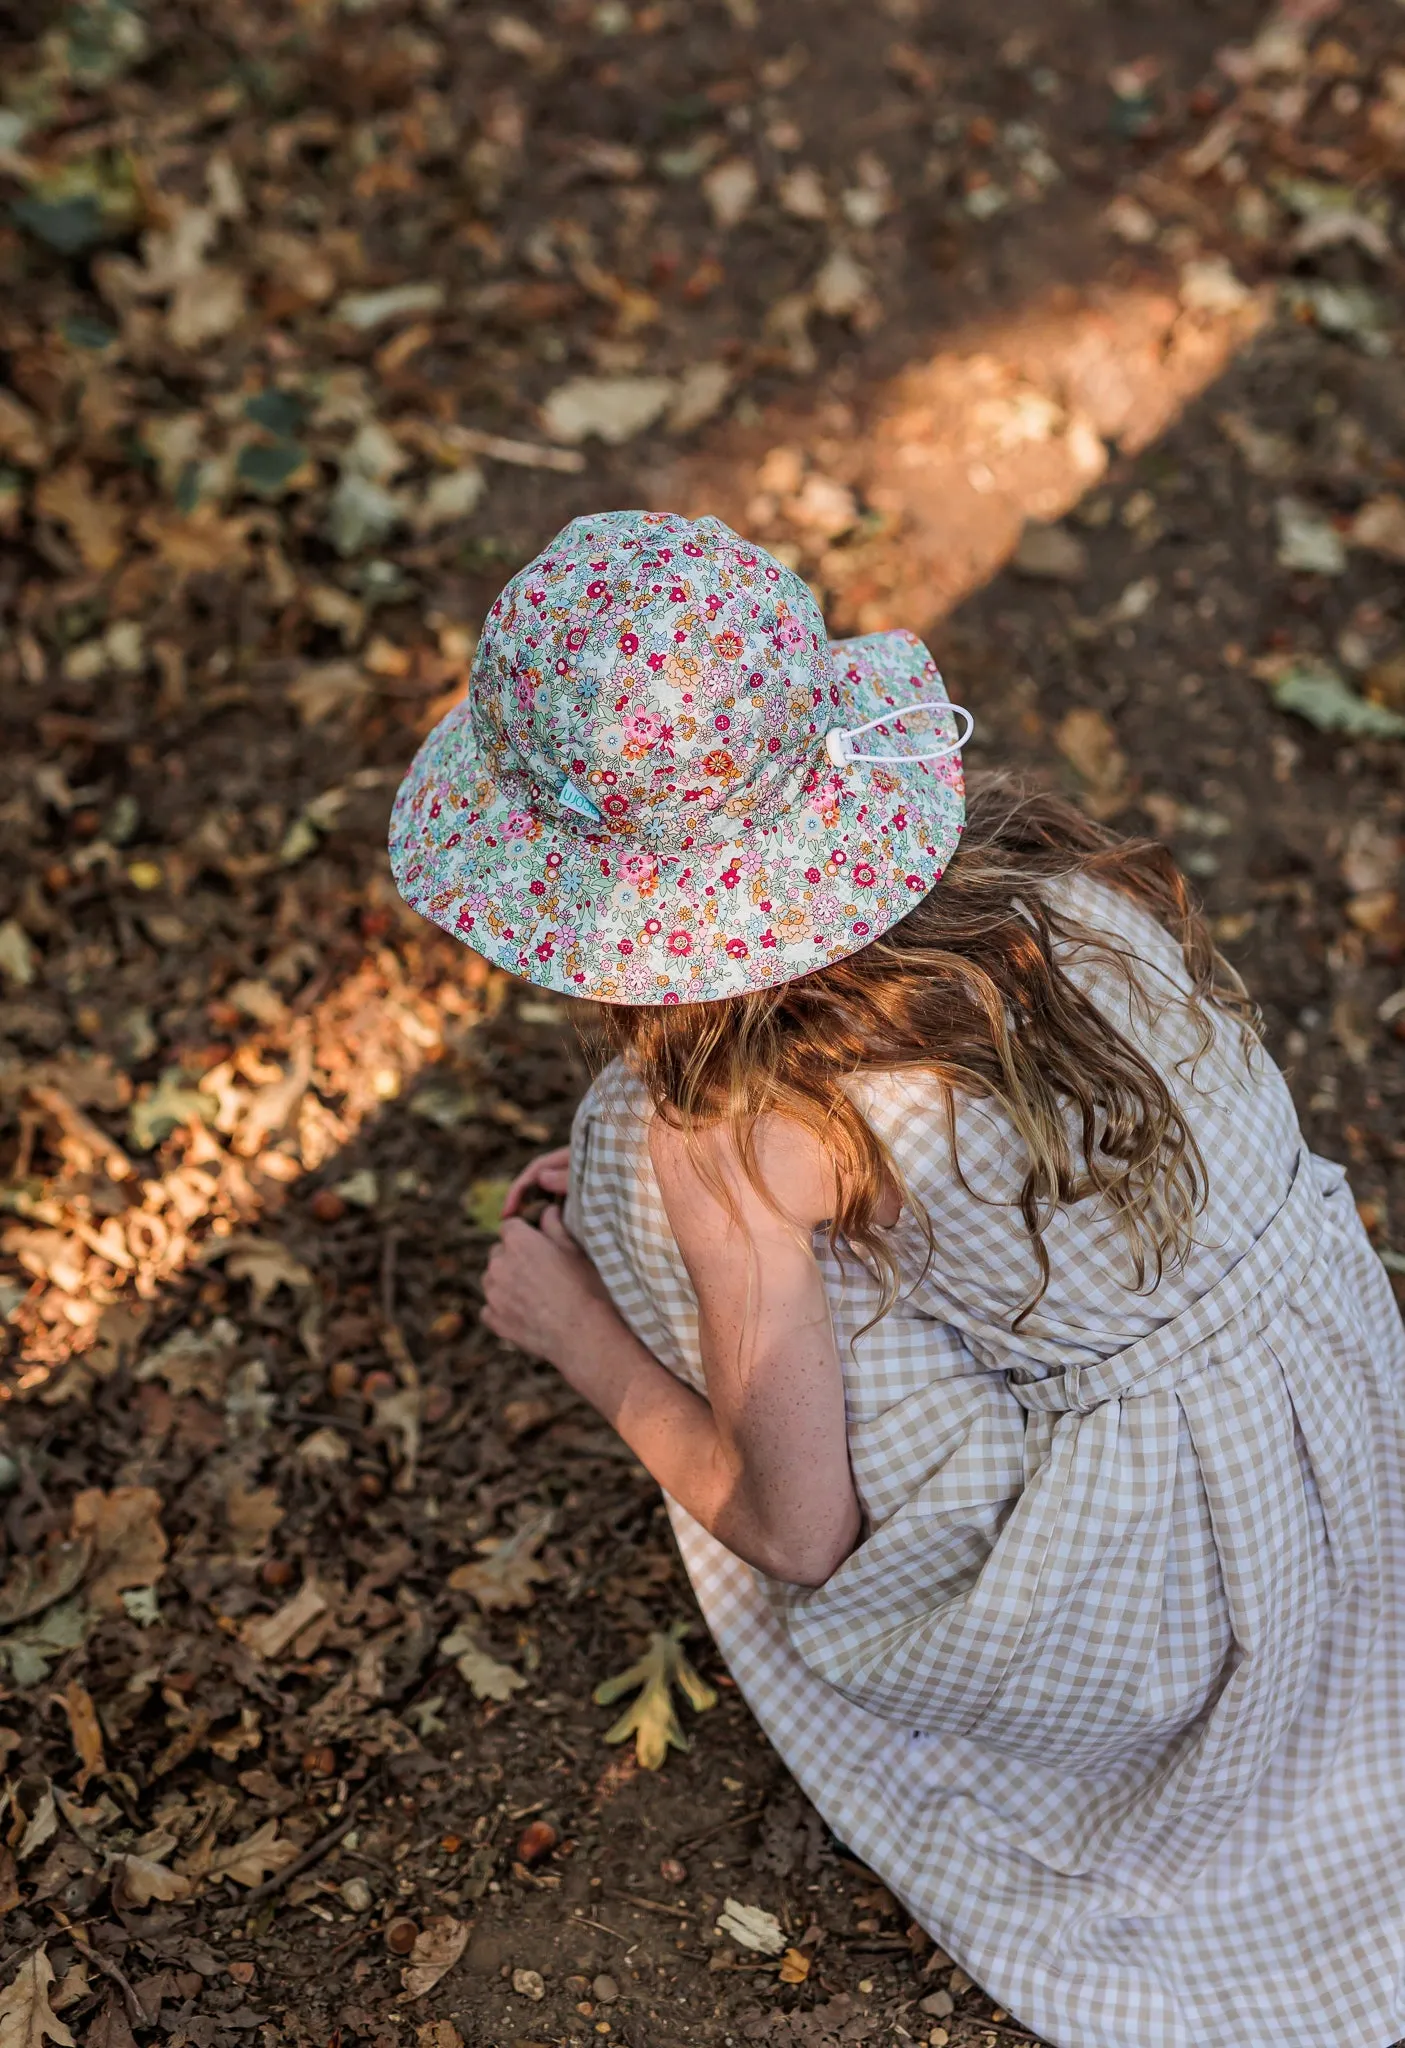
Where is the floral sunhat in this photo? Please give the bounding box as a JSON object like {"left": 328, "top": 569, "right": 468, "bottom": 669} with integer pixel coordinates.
{"left": 388, "top": 510, "right": 968, "bottom": 1005}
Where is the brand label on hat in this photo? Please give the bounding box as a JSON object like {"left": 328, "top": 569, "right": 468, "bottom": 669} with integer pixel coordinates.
{"left": 558, "top": 776, "right": 603, "bottom": 823}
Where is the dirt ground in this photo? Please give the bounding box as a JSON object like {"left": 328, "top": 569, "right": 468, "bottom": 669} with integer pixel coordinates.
{"left": 3, "top": 1, "right": 1405, "bottom": 2044}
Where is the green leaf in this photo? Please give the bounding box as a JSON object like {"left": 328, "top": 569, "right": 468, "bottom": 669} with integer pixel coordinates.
{"left": 11, "top": 194, "right": 108, "bottom": 254}
{"left": 129, "top": 1070, "right": 219, "bottom": 1152}
{"left": 236, "top": 439, "right": 310, "bottom": 497}
{"left": 1270, "top": 661, "right": 1405, "bottom": 741}
{"left": 593, "top": 1620, "right": 718, "bottom": 1770}
{"left": 62, "top": 313, "right": 118, "bottom": 350}
{"left": 463, "top": 1177, "right": 510, "bottom": 1236}
{"left": 244, "top": 389, "right": 307, "bottom": 436}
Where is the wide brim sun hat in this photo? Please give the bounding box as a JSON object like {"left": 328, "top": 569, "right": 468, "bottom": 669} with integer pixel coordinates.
{"left": 388, "top": 511, "right": 969, "bottom": 1005}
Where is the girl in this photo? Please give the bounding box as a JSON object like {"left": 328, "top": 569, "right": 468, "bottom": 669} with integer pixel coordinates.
{"left": 390, "top": 510, "right": 1405, "bottom": 2048}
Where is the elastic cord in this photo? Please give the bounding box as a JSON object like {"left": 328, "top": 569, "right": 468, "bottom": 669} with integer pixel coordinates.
{"left": 825, "top": 700, "right": 974, "bottom": 769}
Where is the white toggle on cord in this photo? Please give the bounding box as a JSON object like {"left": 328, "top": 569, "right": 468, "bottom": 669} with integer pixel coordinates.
{"left": 824, "top": 699, "right": 974, "bottom": 770}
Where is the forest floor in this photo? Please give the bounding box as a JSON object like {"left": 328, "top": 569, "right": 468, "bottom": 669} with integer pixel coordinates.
{"left": 2, "top": 1, "right": 1405, "bottom": 2045}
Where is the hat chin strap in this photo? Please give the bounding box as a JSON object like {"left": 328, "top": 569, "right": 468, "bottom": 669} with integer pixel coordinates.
{"left": 824, "top": 700, "right": 974, "bottom": 770}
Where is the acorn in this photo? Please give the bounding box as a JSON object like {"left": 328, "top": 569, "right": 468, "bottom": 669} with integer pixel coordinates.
{"left": 327, "top": 1359, "right": 360, "bottom": 1400}
{"left": 301, "top": 1745, "right": 336, "bottom": 1777}
{"left": 311, "top": 1188, "right": 347, "bottom": 1224}
{"left": 361, "top": 1369, "right": 396, "bottom": 1402}
{"left": 659, "top": 1856, "right": 687, "bottom": 1886}
{"left": 260, "top": 1557, "right": 294, "bottom": 1589}
{"left": 515, "top": 1819, "right": 558, "bottom": 1866}
{"left": 384, "top": 1917, "right": 419, "bottom": 1955}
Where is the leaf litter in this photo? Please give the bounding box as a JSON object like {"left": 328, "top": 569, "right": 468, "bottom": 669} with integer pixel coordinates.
{"left": 1, "top": 0, "right": 1404, "bottom": 2042}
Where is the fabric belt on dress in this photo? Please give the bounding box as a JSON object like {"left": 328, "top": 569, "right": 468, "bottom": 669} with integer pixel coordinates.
{"left": 1001, "top": 1147, "right": 1325, "bottom": 1417}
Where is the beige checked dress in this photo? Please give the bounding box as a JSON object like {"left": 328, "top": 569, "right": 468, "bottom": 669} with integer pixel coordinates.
{"left": 565, "top": 878, "right": 1405, "bottom": 2048}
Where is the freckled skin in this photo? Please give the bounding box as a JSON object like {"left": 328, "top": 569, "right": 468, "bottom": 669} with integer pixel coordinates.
{"left": 482, "top": 1126, "right": 865, "bottom": 1587}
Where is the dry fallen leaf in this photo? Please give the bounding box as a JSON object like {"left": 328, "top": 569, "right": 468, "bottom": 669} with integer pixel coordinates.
{"left": 108, "top": 1852, "right": 194, "bottom": 1909}
{"left": 778, "top": 1947, "right": 811, "bottom": 1984}
{"left": 0, "top": 1949, "right": 77, "bottom": 2048}
{"left": 58, "top": 1679, "right": 105, "bottom": 1790}
{"left": 1054, "top": 707, "right": 1129, "bottom": 819}
{"left": 202, "top": 1235, "right": 314, "bottom": 1307}
{"left": 193, "top": 1818, "right": 299, "bottom": 1889}
{"left": 69, "top": 1487, "right": 166, "bottom": 1613}
{"left": 448, "top": 1509, "right": 554, "bottom": 1613}
{"left": 34, "top": 464, "right": 127, "bottom": 572}
{"left": 401, "top": 1915, "right": 469, "bottom": 1999}
{"left": 593, "top": 1620, "right": 718, "bottom": 1770}
{"left": 1351, "top": 494, "right": 1405, "bottom": 564}
{"left": 716, "top": 1899, "right": 787, "bottom": 1957}
{"left": 241, "top": 1578, "right": 329, "bottom": 1661}
{"left": 440, "top": 1622, "right": 526, "bottom": 1703}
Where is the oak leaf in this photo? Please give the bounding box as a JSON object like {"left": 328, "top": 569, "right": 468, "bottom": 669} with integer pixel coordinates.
{"left": 195, "top": 1818, "right": 299, "bottom": 1889}
{"left": 448, "top": 1509, "right": 554, "bottom": 1613}
{"left": 0, "top": 1950, "right": 76, "bottom": 2048}
{"left": 440, "top": 1623, "right": 526, "bottom": 1703}
{"left": 401, "top": 1915, "right": 469, "bottom": 1999}
{"left": 592, "top": 1621, "right": 718, "bottom": 1769}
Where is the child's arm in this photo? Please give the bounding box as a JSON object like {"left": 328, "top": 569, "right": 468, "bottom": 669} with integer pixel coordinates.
{"left": 480, "top": 1121, "right": 860, "bottom": 1588}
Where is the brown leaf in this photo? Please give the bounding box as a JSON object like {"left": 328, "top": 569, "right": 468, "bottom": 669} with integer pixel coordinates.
{"left": 401, "top": 1915, "right": 469, "bottom": 1999}
{"left": 167, "top": 266, "right": 247, "bottom": 350}
{"left": 58, "top": 1680, "right": 105, "bottom": 1790}
{"left": 0, "top": 391, "right": 47, "bottom": 468}
{"left": 224, "top": 1484, "right": 284, "bottom": 1561}
{"left": 241, "top": 1577, "right": 329, "bottom": 1660}
{"left": 85, "top": 1998, "right": 136, "bottom": 2048}
{"left": 0, "top": 1847, "right": 17, "bottom": 1916}
{"left": 68, "top": 1488, "right": 166, "bottom": 1613}
{"left": 203, "top": 1235, "right": 314, "bottom": 1308}
{"left": 1054, "top": 708, "right": 1129, "bottom": 819}
{"left": 1350, "top": 494, "right": 1405, "bottom": 564}
{"left": 197, "top": 1818, "right": 299, "bottom": 1890}
{"left": 0, "top": 1542, "right": 91, "bottom": 1630}
{"left": 0, "top": 1950, "right": 77, "bottom": 2048}
{"left": 109, "top": 1853, "right": 195, "bottom": 1909}
{"left": 137, "top": 505, "right": 254, "bottom": 577}
{"left": 448, "top": 1509, "right": 554, "bottom": 1613}
{"left": 34, "top": 465, "right": 127, "bottom": 573}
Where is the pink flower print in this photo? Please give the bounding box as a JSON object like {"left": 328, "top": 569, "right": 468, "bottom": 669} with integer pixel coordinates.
{"left": 619, "top": 631, "right": 639, "bottom": 655}
{"left": 467, "top": 891, "right": 489, "bottom": 912}
{"left": 714, "top": 629, "right": 744, "bottom": 659}
{"left": 777, "top": 617, "right": 806, "bottom": 651}
{"left": 852, "top": 920, "right": 871, "bottom": 936}
{"left": 906, "top": 874, "right": 924, "bottom": 890}
{"left": 536, "top": 939, "right": 555, "bottom": 961}
{"left": 648, "top": 652, "right": 666, "bottom": 671}
{"left": 853, "top": 863, "right": 876, "bottom": 887}
{"left": 666, "top": 930, "right": 692, "bottom": 956}
{"left": 760, "top": 929, "right": 777, "bottom": 948}
{"left": 626, "top": 710, "right": 663, "bottom": 744}
{"left": 444, "top": 832, "right": 461, "bottom": 849}
{"left": 703, "top": 748, "right": 736, "bottom": 778}
{"left": 529, "top": 879, "right": 546, "bottom": 896}
{"left": 720, "top": 866, "right": 741, "bottom": 890}
{"left": 618, "top": 939, "right": 634, "bottom": 955}
{"left": 766, "top": 736, "right": 782, "bottom": 752}
{"left": 684, "top": 541, "right": 703, "bottom": 556}
{"left": 805, "top": 867, "right": 821, "bottom": 885}
{"left": 726, "top": 938, "right": 749, "bottom": 959}
{"left": 643, "top": 917, "right": 662, "bottom": 936}
{"left": 546, "top": 850, "right": 563, "bottom": 870}
{"left": 892, "top": 811, "right": 909, "bottom": 830}
{"left": 456, "top": 909, "right": 475, "bottom": 931}
{"left": 715, "top": 714, "right": 731, "bottom": 732}
{"left": 603, "top": 793, "right": 629, "bottom": 817}
{"left": 429, "top": 798, "right": 442, "bottom": 819}
{"left": 670, "top": 585, "right": 687, "bottom": 602}
{"left": 620, "top": 853, "right": 657, "bottom": 885}
{"left": 587, "top": 579, "right": 608, "bottom": 597}
{"left": 567, "top": 627, "right": 588, "bottom": 651}
{"left": 505, "top": 811, "right": 534, "bottom": 838}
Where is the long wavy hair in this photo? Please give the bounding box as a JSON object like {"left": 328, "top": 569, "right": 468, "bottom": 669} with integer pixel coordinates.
{"left": 586, "top": 774, "right": 1260, "bottom": 1323}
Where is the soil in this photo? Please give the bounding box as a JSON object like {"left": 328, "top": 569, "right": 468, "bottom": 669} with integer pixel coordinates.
{"left": 2, "top": 1, "right": 1405, "bottom": 2046}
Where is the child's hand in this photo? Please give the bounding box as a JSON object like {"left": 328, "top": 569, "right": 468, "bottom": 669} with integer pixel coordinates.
{"left": 481, "top": 1205, "right": 613, "bottom": 1369}
{"left": 502, "top": 1146, "right": 572, "bottom": 1219}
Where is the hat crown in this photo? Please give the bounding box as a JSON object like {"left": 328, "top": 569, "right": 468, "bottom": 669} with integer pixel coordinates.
{"left": 471, "top": 512, "right": 836, "bottom": 851}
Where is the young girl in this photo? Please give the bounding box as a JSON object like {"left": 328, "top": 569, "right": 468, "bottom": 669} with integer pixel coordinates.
{"left": 390, "top": 510, "right": 1405, "bottom": 2048}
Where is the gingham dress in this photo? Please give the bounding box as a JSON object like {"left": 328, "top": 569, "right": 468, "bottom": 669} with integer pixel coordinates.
{"left": 565, "top": 878, "right": 1405, "bottom": 2048}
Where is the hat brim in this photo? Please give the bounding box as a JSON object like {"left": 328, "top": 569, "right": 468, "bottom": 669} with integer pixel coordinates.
{"left": 388, "top": 628, "right": 964, "bottom": 1004}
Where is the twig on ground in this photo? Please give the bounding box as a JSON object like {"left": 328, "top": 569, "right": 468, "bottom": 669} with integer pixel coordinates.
{"left": 228, "top": 1806, "right": 360, "bottom": 1907}
{"left": 674, "top": 1803, "right": 767, "bottom": 1854}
